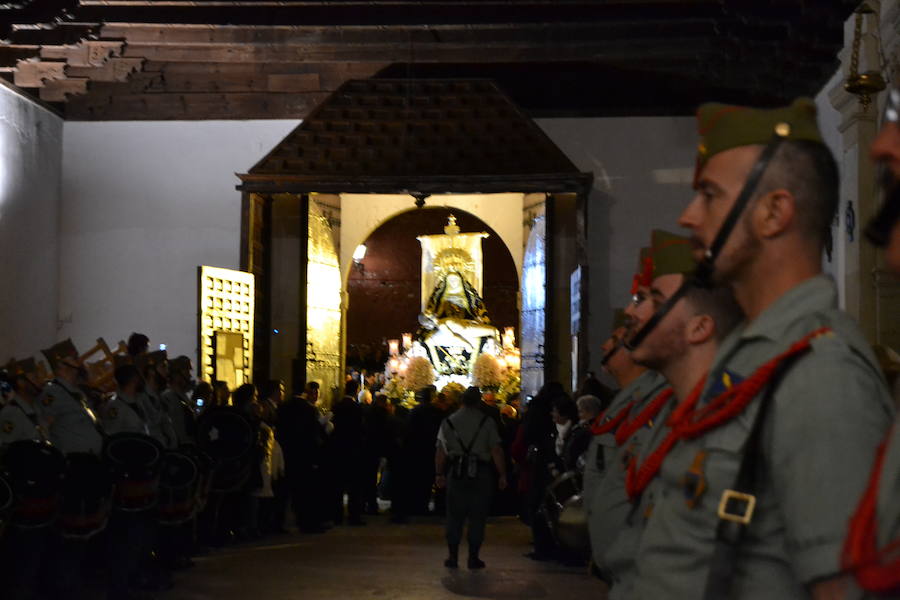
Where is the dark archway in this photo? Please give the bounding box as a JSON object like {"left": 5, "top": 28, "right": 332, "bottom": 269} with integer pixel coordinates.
{"left": 346, "top": 207, "right": 519, "bottom": 372}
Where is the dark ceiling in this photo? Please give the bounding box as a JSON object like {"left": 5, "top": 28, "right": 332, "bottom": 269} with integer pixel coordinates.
{"left": 0, "top": 0, "right": 857, "bottom": 121}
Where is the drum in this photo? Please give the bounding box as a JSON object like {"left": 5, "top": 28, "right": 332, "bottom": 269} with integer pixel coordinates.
{"left": 542, "top": 470, "right": 590, "bottom": 554}
{"left": 1, "top": 440, "right": 66, "bottom": 528}
{"left": 103, "top": 433, "right": 164, "bottom": 512}
{"left": 179, "top": 444, "right": 213, "bottom": 512}
{"left": 196, "top": 407, "right": 254, "bottom": 493}
{"left": 157, "top": 450, "right": 199, "bottom": 525}
{"left": 0, "top": 473, "right": 13, "bottom": 538}
{"left": 58, "top": 452, "right": 113, "bottom": 540}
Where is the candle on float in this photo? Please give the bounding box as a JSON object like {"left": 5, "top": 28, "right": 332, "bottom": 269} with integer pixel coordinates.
{"left": 388, "top": 339, "right": 400, "bottom": 357}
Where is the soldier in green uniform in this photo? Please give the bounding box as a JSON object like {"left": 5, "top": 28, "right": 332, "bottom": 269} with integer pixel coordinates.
{"left": 435, "top": 386, "right": 507, "bottom": 569}
{"left": 584, "top": 247, "right": 667, "bottom": 584}
{"left": 631, "top": 99, "right": 893, "bottom": 599}
{"left": 0, "top": 360, "right": 47, "bottom": 446}
{"left": 842, "top": 81, "right": 900, "bottom": 598}
{"left": 161, "top": 355, "right": 196, "bottom": 445}
{"left": 135, "top": 351, "right": 178, "bottom": 448}
{"left": 102, "top": 364, "right": 152, "bottom": 436}
{"left": 39, "top": 340, "right": 104, "bottom": 455}
{"left": 587, "top": 230, "right": 742, "bottom": 596}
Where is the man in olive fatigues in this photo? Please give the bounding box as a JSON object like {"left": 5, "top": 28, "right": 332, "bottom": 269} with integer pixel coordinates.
{"left": 435, "top": 386, "right": 507, "bottom": 569}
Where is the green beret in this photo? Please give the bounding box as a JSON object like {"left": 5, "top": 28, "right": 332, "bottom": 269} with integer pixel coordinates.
{"left": 612, "top": 308, "right": 630, "bottom": 330}
{"left": 695, "top": 97, "right": 823, "bottom": 179}
{"left": 650, "top": 229, "right": 696, "bottom": 279}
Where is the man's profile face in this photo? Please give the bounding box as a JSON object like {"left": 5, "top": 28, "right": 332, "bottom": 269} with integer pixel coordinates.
{"left": 679, "top": 145, "right": 763, "bottom": 281}
{"left": 871, "top": 121, "right": 900, "bottom": 180}
{"left": 630, "top": 274, "right": 688, "bottom": 369}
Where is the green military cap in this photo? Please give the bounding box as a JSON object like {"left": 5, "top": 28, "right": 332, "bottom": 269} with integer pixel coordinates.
{"left": 169, "top": 356, "right": 192, "bottom": 375}
{"left": 695, "top": 97, "right": 823, "bottom": 180}
{"left": 6, "top": 357, "right": 37, "bottom": 378}
{"left": 41, "top": 339, "right": 81, "bottom": 372}
{"left": 135, "top": 350, "right": 167, "bottom": 373}
{"left": 612, "top": 308, "right": 630, "bottom": 330}
{"left": 650, "top": 229, "right": 697, "bottom": 279}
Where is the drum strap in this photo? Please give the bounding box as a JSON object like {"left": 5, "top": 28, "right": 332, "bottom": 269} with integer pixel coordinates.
{"left": 12, "top": 397, "right": 49, "bottom": 443}
{"left": 445, "top": 415, "right": 489, "bottom": 460}
{"left": 54, "top": 379, "right": 107, "bottom": 439}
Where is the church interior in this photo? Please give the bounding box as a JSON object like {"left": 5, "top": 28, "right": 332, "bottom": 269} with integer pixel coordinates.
{"left": 0, "top": 1, "right": 899, "bottom": 598}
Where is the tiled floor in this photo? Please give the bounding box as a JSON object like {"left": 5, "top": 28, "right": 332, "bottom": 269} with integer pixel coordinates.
{"left": 162, "top": 516, "right": 608, "bottom": 599}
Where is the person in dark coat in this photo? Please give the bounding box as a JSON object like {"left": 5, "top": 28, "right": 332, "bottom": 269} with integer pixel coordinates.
{"left": 276, "top": 382, "right": 328, "bottom": 533}
{"left": 403, "top": 385, "right": 444, "bottom": 516}
{"left": 330, "top": 380, "right": 366, "bottom": 525}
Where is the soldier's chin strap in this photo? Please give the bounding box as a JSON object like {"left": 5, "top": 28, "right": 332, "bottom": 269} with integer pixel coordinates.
{"left": 625, "top": 135, "right": 785, "bottom": 352}
{"left": 600, "top": 338, "right": 625, "bottom": 366}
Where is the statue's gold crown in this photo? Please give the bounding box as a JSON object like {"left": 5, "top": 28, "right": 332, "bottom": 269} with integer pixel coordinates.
{"left": 434, "top": 247, "right": 474, "bottom": 278}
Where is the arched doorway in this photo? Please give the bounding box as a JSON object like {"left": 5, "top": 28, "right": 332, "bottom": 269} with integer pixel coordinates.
{"left": 345, "top": 207, "right": 519, "bottom": 374}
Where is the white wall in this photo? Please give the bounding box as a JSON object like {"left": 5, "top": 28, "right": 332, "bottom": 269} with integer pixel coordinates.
{"left": 0, "top": 84, "right": 63, "bottom": 361}
{"left": 537, "top": 117, "right": 698, "bottom": 375}
{"left": 60, "top": 120, "right": 296, "bottom": 359}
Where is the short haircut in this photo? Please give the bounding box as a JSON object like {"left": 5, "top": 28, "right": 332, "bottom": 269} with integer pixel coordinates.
{"left": 305, "top": 381, "right": 320, "bottom": 393}
{"left": 756, "top": 140, "right": 839, "bottom": 249}
{"left": 232, "top": 383, "right": 256, "bottom": 408}
{"left": 461, "top": 386, "right": 481, "bottom": 407}
{"left": 114, "top": 364, "right": 142, "bottom": 389}
{"left": 344, "top": 379, "right": 359, "bottom": 397}
{"left": 127, "top": 333, "right": 149, "bottom": 356}
{"left": 259, "top": 379, "right": 282, "bottom": 399}
{"left": 576, "top": 394, "right": 604, "bottom": 419}
{"left": 683, "top": 284, "right": 744, "bottom": 341}
{"left": 553, "top": 394, "right": 578, "bottom": 422}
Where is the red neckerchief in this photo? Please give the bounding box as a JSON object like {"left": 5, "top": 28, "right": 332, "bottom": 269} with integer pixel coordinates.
{"left": 624, "top": 327, "right": 831, "bottom": 500}
{"left": 843, "top": 425, "right": 900, "bottom": 594}
{"left": 591, "top": 400, "right": 634, "bottom": 436}
{"left": 614, "top": 388, "right": 674, "bottom": 446}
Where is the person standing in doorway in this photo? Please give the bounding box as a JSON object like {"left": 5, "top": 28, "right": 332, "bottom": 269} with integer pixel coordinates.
{"left": 435, "top": 387, "right": 507, "bottom": 569}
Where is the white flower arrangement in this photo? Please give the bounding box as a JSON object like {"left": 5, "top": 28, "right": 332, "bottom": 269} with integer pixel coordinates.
{"left": 383, "top": 376, "right": 407, "bottom": 401}
{"left": 471, "top": 352, "right": 503, "bottom": 389}
{"left": 404, "top": 356, "right": 436, "bottom": 392}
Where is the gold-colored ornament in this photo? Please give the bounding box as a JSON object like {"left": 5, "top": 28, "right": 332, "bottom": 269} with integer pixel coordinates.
{"left": 844, "top": 4, "right": 887, "bottom": 112}
{"left": 774, "top": 122, "right": 792, "bottom": 137}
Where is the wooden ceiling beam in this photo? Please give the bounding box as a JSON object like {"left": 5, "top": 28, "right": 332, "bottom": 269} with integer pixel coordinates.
{"left": 65, "top": 56, "right": 144, "bottom": 81}
{"left": 120, "top": 38, "right": 717, "bottom": 64}
{"left": 64, "top": 90, "right": 331, "bottom": 120}
{"left": 8, "top": 22, "right": 102, "bottom": 45}
{"left": 0, "top": 44, "right": 40, "bottom": 66}
{"left": 39, "top": 76, "right": 89, "bottom": 101}
{"left": 13, "top": 58, "right": 65, "bottom": 87}
{"left": 41, "top": 40, "right": 124, "bottom": 67}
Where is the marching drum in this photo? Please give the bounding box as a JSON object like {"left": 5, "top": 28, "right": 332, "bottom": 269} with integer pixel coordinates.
{"left": 0, "top": 473, "right": 13, "bottom": 538}
{"left": 2, "top": 440, "right": 66, "bottom": 529}
{"left": 103, "top": 433, "right": 164, "bottom": 512}
{"left": 157, "top": 450, "right": 199, "bottom": 525}
{"left": 196, "top": 407, "right": 254, "bottom": 493}
{"left": 58, "top": 453, "right": 113, "bottom": 540}
{"left": 542, "top": 470, "right": 590, "bottom": 554}
{"left": 179, "top": 444, "right": 213, "bottom": 512}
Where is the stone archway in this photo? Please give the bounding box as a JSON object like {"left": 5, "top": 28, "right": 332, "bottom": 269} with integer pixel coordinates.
{"left": 345, "top": 207, "right": 519, "bottom": 373}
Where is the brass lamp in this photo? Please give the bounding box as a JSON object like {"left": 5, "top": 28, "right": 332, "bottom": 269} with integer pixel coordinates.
{"left": 844, "top": 3, "right": 887, "bottom": 111}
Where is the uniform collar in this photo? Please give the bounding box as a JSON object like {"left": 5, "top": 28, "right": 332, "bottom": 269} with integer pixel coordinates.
{"left": 55, "top": 377, "right": 82, "bottom": 396}
{"left": 738, "top": 274, "right": 837, "bottom": 343}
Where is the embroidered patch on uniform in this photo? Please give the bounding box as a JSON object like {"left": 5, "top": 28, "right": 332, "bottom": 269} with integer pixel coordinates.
{"left": 107, "top": 407, "right": 118, "bottom": 419}
{"left": 2, "top": 421, "right": 14, "bottom": 433}
{"left": 707, "top": 369, "right": 744, "bottom": 397}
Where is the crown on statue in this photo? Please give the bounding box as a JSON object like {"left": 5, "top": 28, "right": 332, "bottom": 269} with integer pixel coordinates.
{"left": 434, "top": 247, "right": 475, "bottom": 278}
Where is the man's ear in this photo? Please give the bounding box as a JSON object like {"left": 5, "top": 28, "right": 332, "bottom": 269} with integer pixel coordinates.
{"left": 753, "top": 189, "right": 796, "bottom": 239}
{"left": 686, "top": 314, "right": 715, "bottom": 345}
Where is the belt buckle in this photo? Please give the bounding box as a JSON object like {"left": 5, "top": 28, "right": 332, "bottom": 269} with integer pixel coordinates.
{"left": 717, "top": 489, "right": 756, "bottom": 525}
